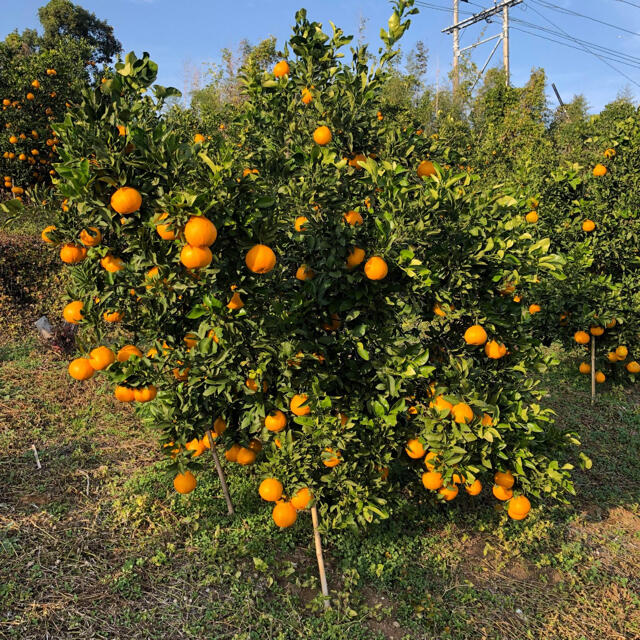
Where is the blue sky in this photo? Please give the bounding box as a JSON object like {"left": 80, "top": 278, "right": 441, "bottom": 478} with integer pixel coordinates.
{"left": 3, "top": 0, "right": 639, "bottom": 112}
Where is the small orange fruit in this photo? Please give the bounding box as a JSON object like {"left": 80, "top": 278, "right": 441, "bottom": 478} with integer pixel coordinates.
{"left": 180, "top": 244, "right": 212, "bottom": 269}
{"left": 290, "top": 394, "right": 310, "bottom": 416}
{"left": 174, "top": 471, "right": 196, "bottom": 494}
{"left": 193, "top": 133, "right": 205, "bottom": 143}
{"left": 343, "top": 210, "right": 363, "bottom": 226}
{"left": 184, "top": 216, "right": 217, "bottom": 247}
{"left": 406, "top": 438, "right": 425, "bottom": 459}
{"left": 485, "top": 340, "right": 507, "bottom": 359}
{"left": 313, "top": 125, "right": 332, "bottom": 146}
{"left": 156, "top": 213, "right": 176, "bottom": 240}
{"left": 225, "top": 444, "right": 241, "bottom": 462}
{"left": 259, "top": 478, "right": 283, "bottom": 502}
{"left": 245, "top": 244, "right": 276, "bottom": 274}
{"left": 88, "top": 346, "right": 115, "bottom": 370}
{"left": 626, "top": 361, "right": 640, "bottom": 374}
{"left": 417, "top": 160, "right": 436, "bottom": 178}
{"left": 100, "top": 254, "right": 124, "bottom": 272}
{"left": 110, "top": 187, "right": 142, "bottom": 214}
{"left": 117, "top": 345, "right": 142, "bottom": 362}
{"left": 582, "top": 220, "right": 596, "bottom": 232}
{"left": 439, "top": 485, "right": 459, "bottom": 501}
{"left": 422, "top": 471, "right": 443, "bottom": 490}
{"left": 592, "top": 164, "right": 607, "bottom": 177}
{"left": 595, "top": 371, "right": 605, "bottom": 384}
{"left": 272, "top": 501, "right": 297, "bottom": 528}
{"left": 616, "top": 346, "right": 628, "bottom": 359}
{"left": 227, "top": 292, "right": 244, "bottom": 309}
{"left": 59, "top": 243, "right": 87, "bottom": 264}
{"left": 134, "top": 386, "right": 157, "bottom": 402}
{"left": 290, "top": 487, "right": 312, "bottom": 510}
{"left": 451, "top": 402, "right": 473, "bottom": 424}
{"left": 301, "top": 87, "right": 312, "bottom": 104}
{"left": 492, "top": 484, "right": 513, "bottom": 501}
{"left": 590, "top": 326, "right": 604, "bottom": 336}
{"left": 525, "top": 211, "right": 538, "bottom": 223}
{"left": 528, "top": 304, "right": 541, "bottom": 315}
{"left": 578, "top": 362, "right": 591, "bottom": 374}
{"left": 79, "top": 227, "right": 102, "bottom": 247}
{"left": 364, "top": 256, "right": 388, "bottom": 280}
{"left": 465, "top": 479, "right": 482, "bottom": 496}
{"left": 295, "top": 264, "right": 314, "bottom": 281}
{"left": 265, "top": 410, "right": 287, "bottom": 432}
{"left": 494, "top": 470, "right": 514, "bottom": 489}
{"left": 68, "top": 358, "right": 94, "bottom": 380}
{"left": 322, "top": 448, "right": 341, "bottom": 467}
{"left": 464, "top": 324, "right": 487, "bottom": 346}
{"left": 273, "top": 60, "right": 290, "bottom": 78}
{"left": 574, "top": 331, "right": 590, "bottom": 345}
{"left": 236, "top": 447, "right": 257, "bottom": 465}
{"left": 346, "top": 247, "right": 365, "bottom": 269}
{"left": 430, "top": 395, "right": 453, "bottom": 414}
{"left": 508, "top": 495, "right": 531, "bottom": 520}
{"left": 41, "top": 225, "right": 56, "bottom": 243}
{"left": 63, "top": 300, "right": 84, "bottom": 324}
{"left": 103, "top": 310, "right": 123, "bottom": 323}
{"left": 114, "top": 386, "right": 135, "bottom": 402}
{"left": 294, "top": 216, "right": 308, "bottom": 231}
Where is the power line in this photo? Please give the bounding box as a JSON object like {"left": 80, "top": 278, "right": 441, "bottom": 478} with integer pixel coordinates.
{"left": 531, "top": 0, "right": 640, "bottom": 37}
{"left": 525, "top": 2, "right": 640, "bottom": 88}
{"left": 511, "top": 26, "right": 640, "bottom": 70}
{"left": 610, "top": 0, "right": 640, "bottom": 10}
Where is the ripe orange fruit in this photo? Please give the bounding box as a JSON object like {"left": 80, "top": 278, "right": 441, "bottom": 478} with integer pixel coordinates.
{"left": 465, "top": 479, "right": 482, "bottom": 496}
{"left": 174, "top": 471, "right": 196, "bottom": 494}
{"left": 26, "top": 93, "right": 35, "bottom": 100}
{"left": 294, "top": 216, "right": 308, "bottom": 231}
{"left": 485, "top": 340, "right": 507, "bottom": 359}
{"left": 290, "top": 394, "right": 310, "bottom": 416}
{"left": 156, "top": 213, "right": 176, "bottom": 240}
{"left": 225, "top": 443, "right": 241, "bottom": 462}
{"left": 186, "top": 438, "right": 206, "bottom": 458}
{"left": 273, "top": 60, "right": 290, "bottom": 77}
{"left": 439, "top": 485, "right": 458, "bottom": 501}
{"left": 301, "top": 87, "right": 313, "bottom": 104}
{"left": 236, "top": 447, "right": 257, "bottom": 465}
{"left": 452, "top": 402, "right": 473, "bottom": 424}
{"left": 248, "top": 438, "right": 262, "bottom": 453}
{"left": 464, "top": 324, "right": 487, "bottom": 346}
{"left": 481, "top": 413, "right": 493, "bottom": 426}
{"left": 313, "top": 125, "right": 332, "bottom": 146}
{"left": 322, "top": 448, "right": 341, "bottom": 467}
{"left": 364, "top": 256, "right": 388, "bottom": 280}
{"left": 184, "top": 216, "right": 217, "bottom": 246}
{"left": 227, "top": 291, "right": 244, "bottom": 309}
{"left": 79, "top": 227, "right": 102, "bottom": 247}
{"left": 183, "top": 333, "right": 198, "bottom": 349}
{"left": 422, "top": 471, "right": 443, "bottom": 490}
{"left": 417, "top": 160, "right": 436, "bottom": 178}
{"left": 595, "top": 371, "right": 605, "bottom": 384}
{"left": 593, "top": 164, "right": 607, "bottom": 177}
{"left": 579, "top": 362, "right": 591, "bottom": 374}
{"left": 607, "top": 352, "right": 619, "bottom": 363}
{"left": 346, "top": 247, "right": 365, "bottom": 269}
{"left": 508, "top": 495, "right": 531, "bottom": 520}
{"left": 590, "top": 326, "right": 604, "bottom": 336}
{"left": 60, "top": 243, "right": 87, "bottom": 264}
{"left": 88, "top": 346, "right": 115, "bottom": 370}
{"left": 265, "top": 410, "right": 287, "bottom": 432}
{"left": 110, "top": 187, "right": 142, "bottom": 214}
{"left": 424, "top": 451, "right": 438, "bottom": 471}
{"left": 114, "top": 385, "right": 135, "bottom": 402}
{"left": 100, "top": 255, "right": 124, "bottom": 272}
{"left": 272, "top": 501, "right": 297, "bottom": 528}
{"left": 433, "top": 303, "right": 446, "bottom": 317}
{"left": 492, "top": 484, "right": 513, "bottom": 501}
{"left": 291, "top": 487, "right": 312, "bottom": 510}
{"left": 525, "top": 211, "right": 538, "bottom": 223}
{"left": 343, "top": 210, "right": 363, "bottom": 226}
{"left": 193, "top": 133, "right": 205, "bottom": 143}
{"left": 259, "top": 478, "right": 283, "bottom": 502}
{"left": 245, "top": 244, "right": 276, "bottom": 274}
{"left": 616, "top": 345, "right": 628, "bottom": 359}
{"left": 603, "top": 148, "right": 616, "bottom": 158}
{"left": 494, "top": 470, "right": 514, "bottom": 489}
{"left": 574, "top": 331, "right": 590, "bottom": 345}
{"left": 296, "top": 264, "right": 315, "bottom": 281}
{"left": 626, "top": 361, "right": 640, "bottom": 374}
{"left": 41, "top": 225, "right": 56, "bottom": 243}
{"left": 180, "top": 244, "right": 212, "bottom": 269}
{"left": 606, "top": 319, "right": 617, "bottom": 328}
{"left": 103, "top": 310, "right": 123, "bottom": 323}
{"left": 430, "top": 395, "right": 453, "bottom": 414}
{"left": 406, "top": 438, "right": 425, "bottom": 459}
{"left": 134, "top": 386, "right": 157, "bottom": 402}
{"left": 63, "top": 300, "right": 84, "bottom": 324}
{"left": 528, "top": 304, "right": 541, "bottom": 314}
{"left": 582, "top": 220, "right": 596, "bottom": 232}
{"left": 68, "top": 358, "right": 94, "bottom": 380}
{"left": 349, "top": 153, "right": 367, "bottom": 168}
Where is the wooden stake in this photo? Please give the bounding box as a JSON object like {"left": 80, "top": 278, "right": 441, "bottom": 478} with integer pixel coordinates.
{"left": 31, "top": 444, "right": 41, "bottom": 470}
{"left": 206, "top": 430, "right": 234, "bottom": 516}
{"left": 591, "top": 336, "right": 596, "bottom": 405}
{"left": 311, "top": 505, "right": 330, "bottom": 609}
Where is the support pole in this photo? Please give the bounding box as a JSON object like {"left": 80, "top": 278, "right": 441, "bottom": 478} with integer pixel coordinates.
{"left": 311, "top": 505, "right": 330, "bottom": 609}
{"left": 591, "top": 338, "right": 596, "bottom": 405}
{"left": 503, "top": 4, "right": 510, "bottom": 86}
{"left": 453, "top": 0, "right": 460, "bottom": 95}
{"left": 206, "top": 430, "right": 234, "bottom": 516}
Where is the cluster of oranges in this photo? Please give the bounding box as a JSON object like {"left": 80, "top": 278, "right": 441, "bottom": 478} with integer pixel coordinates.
{"left": 259, "top": 478, "right": 312, "bottom": 528}
{"left": 574, "top": 326, "right": 639, "bottom": 379}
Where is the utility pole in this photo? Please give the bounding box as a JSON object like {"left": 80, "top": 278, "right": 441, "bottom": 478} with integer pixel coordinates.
{"left": 502, "top": 3, "right": 510, "bottom": 85}
{"left": 453, "top": 0, "right": 459, "bottom": 94}
{"left": 443, "top": 0, "right": 522, "bottom": 89}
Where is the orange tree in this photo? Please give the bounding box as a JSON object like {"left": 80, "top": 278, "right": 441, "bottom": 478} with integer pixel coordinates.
{"left": 44, "top": 1, "right": 586, "bottom": 534}
{"left": 524, "top": 107, "right": 640, "bottom": 385}
{"left": 0, "top": 36, "right": 92, "bottom": 194}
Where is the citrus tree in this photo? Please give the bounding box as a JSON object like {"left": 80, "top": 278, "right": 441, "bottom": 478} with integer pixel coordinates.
{"left": 42, "top": 2, "right": 587, "bottom": 552}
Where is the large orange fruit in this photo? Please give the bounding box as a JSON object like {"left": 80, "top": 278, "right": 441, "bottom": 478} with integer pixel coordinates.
{"left": 346, "top": 247, "right": 365, "bottom": 269}
{"left": 421, "top": 471, "right": 443, "bottom": 490}
{"left": 156, "top": 213, "right": 177, "bottom": 240}
{"left": 290, "top": 394, "right": 310, "bottom": 416}
{"left": 364, "top": 256, "right": 388, "bottom": 280}
{"left": 574, "top": 331, "right": 590, "bottom": 345}
{"left": 451, "top": 402, "right": 473, "bottom": 424}
{"left": 417, "top": 160, "right": 436, "bottom": 178}
{"left": 79, "top": 227, "right": 102, "bottom": 247}
{"left": 114, "top": 386, "right": 135, "bottom": 402}
{"left": 180, "top": 244, "right": 212, "bottom": 269}
{"left": 174, "top": 471, "right": 196, "bottom": 494}
{"left": 100, "top": 255, "right": 124, "bottom": 272}
{"left": 494, "top": 470, "right": 514, "bottom": 489}
{"left": 265, "top": 410, "right": 287, "bottom": 432}
{"left": 313, "top": 126, "right": 332, "bottom": 146}
{"left": 290, "top": 487, "right": 312, "bottom": 510}
{"left": 508, "top": 495, "right": 531, "bottom": 520}
{"left": 117, "top": 345, "right": 142, "bottom": 362}
{"left": 59, "top": 243, "right": 87, "bottom": 264}
{"left": 236, "top": 447, "right": 257, "bottom": 465}
{"left": 273, "top": 60, "right": 290, "bottom": 77}
{"left": 88, "top": 346, "right": 115, "bottom": 370}
{"left": 134, "top": 386, "right": 157, "bottom": 402}
{"left": 405, "top": 438, "right": 425, "bottom": 459}
{"left": 63, "top": 300, "right": 84, "bottom": 324}
{"left": 464, "top": 324, "right": 487, "bottom": 345}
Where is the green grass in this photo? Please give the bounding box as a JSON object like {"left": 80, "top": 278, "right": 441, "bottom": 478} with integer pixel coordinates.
{"left": 0, "top": 222, "right": 638, "bottom": 639}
